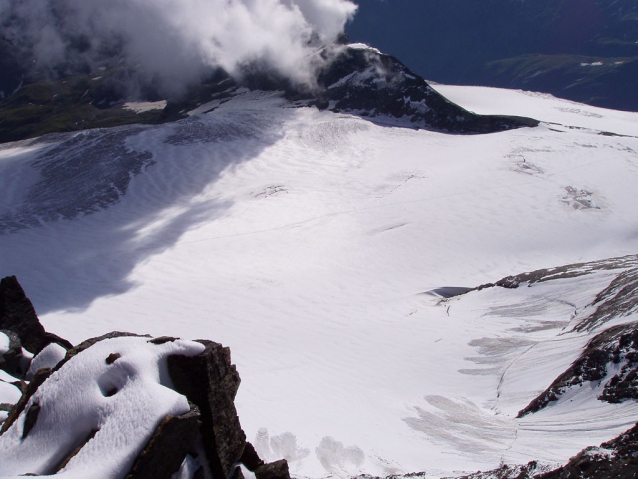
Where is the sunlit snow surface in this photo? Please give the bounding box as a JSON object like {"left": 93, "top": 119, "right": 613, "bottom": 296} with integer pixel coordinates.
{"left": 1, "top": 87, "right": 637, "bottom": 477}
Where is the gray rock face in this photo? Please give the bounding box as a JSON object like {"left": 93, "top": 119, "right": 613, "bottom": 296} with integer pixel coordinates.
{"left": 167, "top": 340, "right": 247, "bottom": 479}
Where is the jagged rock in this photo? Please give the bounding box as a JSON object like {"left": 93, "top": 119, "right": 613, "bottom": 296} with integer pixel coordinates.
{"left": 518, "top": 323, "right": 638, "bottom": 417}
{"left": 475, "top": 254, "right": 638, "bottom": 291}
{"left": 253, "top": 459, "right": 291, "bottom": 479}
{"left": 0, "top": 330, "right": 290, "bottom": 477}
{"left": 0, "top": 276, "right": 72, "bottom": 354}
{"left": 537, "top": 422, "right": 638, "bottom": 478}
{"left": 241, "top": 441, "right": 266, "bottom": 471}
{"left": 167, "top": 340, "right": 247, "bottom": 479}
{"left": 305, "top": 46, "right": 539, "bottom": 134}
{"left": 0, "top": 329, "right": 29, "bottom": 378}
{"left": 448, "top": 460, "right": 552, "bottom": 479}
{"left": 126, "top": 411, "right": 202, "bottom": 479}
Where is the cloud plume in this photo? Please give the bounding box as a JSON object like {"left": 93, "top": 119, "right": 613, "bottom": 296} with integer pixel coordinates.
{"left": 0, "top": 0, "right": 357, "bottom": 96}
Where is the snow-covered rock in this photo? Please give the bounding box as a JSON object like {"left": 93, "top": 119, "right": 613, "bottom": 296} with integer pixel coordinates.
{"left": 0, "top": 279, "right": 291, "bottom": 479}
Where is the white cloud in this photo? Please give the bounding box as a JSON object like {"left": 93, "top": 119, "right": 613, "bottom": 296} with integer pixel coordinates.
{"left": 0, "top": 0, "right": 358, "bottom": 95}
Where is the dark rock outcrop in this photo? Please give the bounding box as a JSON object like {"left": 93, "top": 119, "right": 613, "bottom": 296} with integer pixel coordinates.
{"left": 0, "top": 276, "right": 72, "bottom": 354}
{"left": 469, "top": 256, "right": 638, "bottom": 419}
{"left": 0, "top": 41, "right": 539, "bottom": 144}
{"left": 473, "top": 255, "right": 638, "bottom": 335}
{"left": 475, "top": 254, "right": 638, "bottom": 291}
{"left": 253, "top": 459, "right": 292, "bottom": 479}
{"left": 167, "top": 340, "right": 247, "bottom": 479}
{"left": 537, "top": 422, "right": 638, "bottom": 479}
{"left": 576, "top": 266, "right": 638, "bottom": 332}
{"left": 126, "top": 411, "right": 202, "bottom": 479}
{"left": 448, "top": 460, "right": 550, "bottom": 479}
{"left": 519, "top": 323, "right": 638, "bottom": 417}
{"left": 0, "top": 329, "right": 28, "bottom": 378}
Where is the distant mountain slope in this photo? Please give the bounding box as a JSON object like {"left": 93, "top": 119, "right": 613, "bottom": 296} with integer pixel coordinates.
{"left": 347, "top": 0, "right": 638, "bottom": 111}
{"left": 0, "top": 44, "right": 537, "bottom": 144}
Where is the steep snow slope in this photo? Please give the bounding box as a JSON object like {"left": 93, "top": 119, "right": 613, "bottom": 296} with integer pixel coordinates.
{"left": 0, "top": 87, "right": 637, "bottom": 477}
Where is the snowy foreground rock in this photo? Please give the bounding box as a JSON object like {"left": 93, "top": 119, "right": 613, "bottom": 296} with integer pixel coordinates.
{"left": 0, "top": 276, "right": 290, "bottom": 479}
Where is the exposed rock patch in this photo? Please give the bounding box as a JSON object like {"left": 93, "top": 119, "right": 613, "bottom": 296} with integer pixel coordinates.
{"left": 575, "top": 266, "right": 638, "bottom": 332}
{"left": 519, "top": 324, "right": 638, "bottom": 417}
{"left": 536, "top": 422, "right": 638, "bottom": 479}
{"left": 448, "top": 460, "right": 553, "bottom": 479}
{"left": 475, "top": 254, "right": 638, "bottom": 291}
{"left": 0, "top": 276, "right": 71, "bottom": 354}
{"left": 126, "top": 411, "right": 202, "bottom": 479}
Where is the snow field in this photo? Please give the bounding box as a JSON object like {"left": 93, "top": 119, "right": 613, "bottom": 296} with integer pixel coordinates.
{"left": 0, "top": 88, "right": 637, "bottom": 477}
{"left": 0, "top": 336, "right": 205, "bottom": 478}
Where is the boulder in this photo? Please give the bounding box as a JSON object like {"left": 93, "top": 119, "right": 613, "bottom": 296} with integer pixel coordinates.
{"left": 167, "top": 340, "right": 247, "bottom": 479}
{"left": 126, "top": 410, "right": 202, "bottom": 479}
{"left": 0, "top": 276, "right": 72, "bottom": 354}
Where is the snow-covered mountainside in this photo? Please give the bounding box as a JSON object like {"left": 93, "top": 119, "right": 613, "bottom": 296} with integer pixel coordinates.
{"left": 0, "top": 72, "right": 637, "bottom": 477}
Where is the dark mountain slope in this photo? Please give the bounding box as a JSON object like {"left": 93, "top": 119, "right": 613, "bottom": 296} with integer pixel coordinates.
{"left": 0, "top": 44, "right": 537, "bottom": 144}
